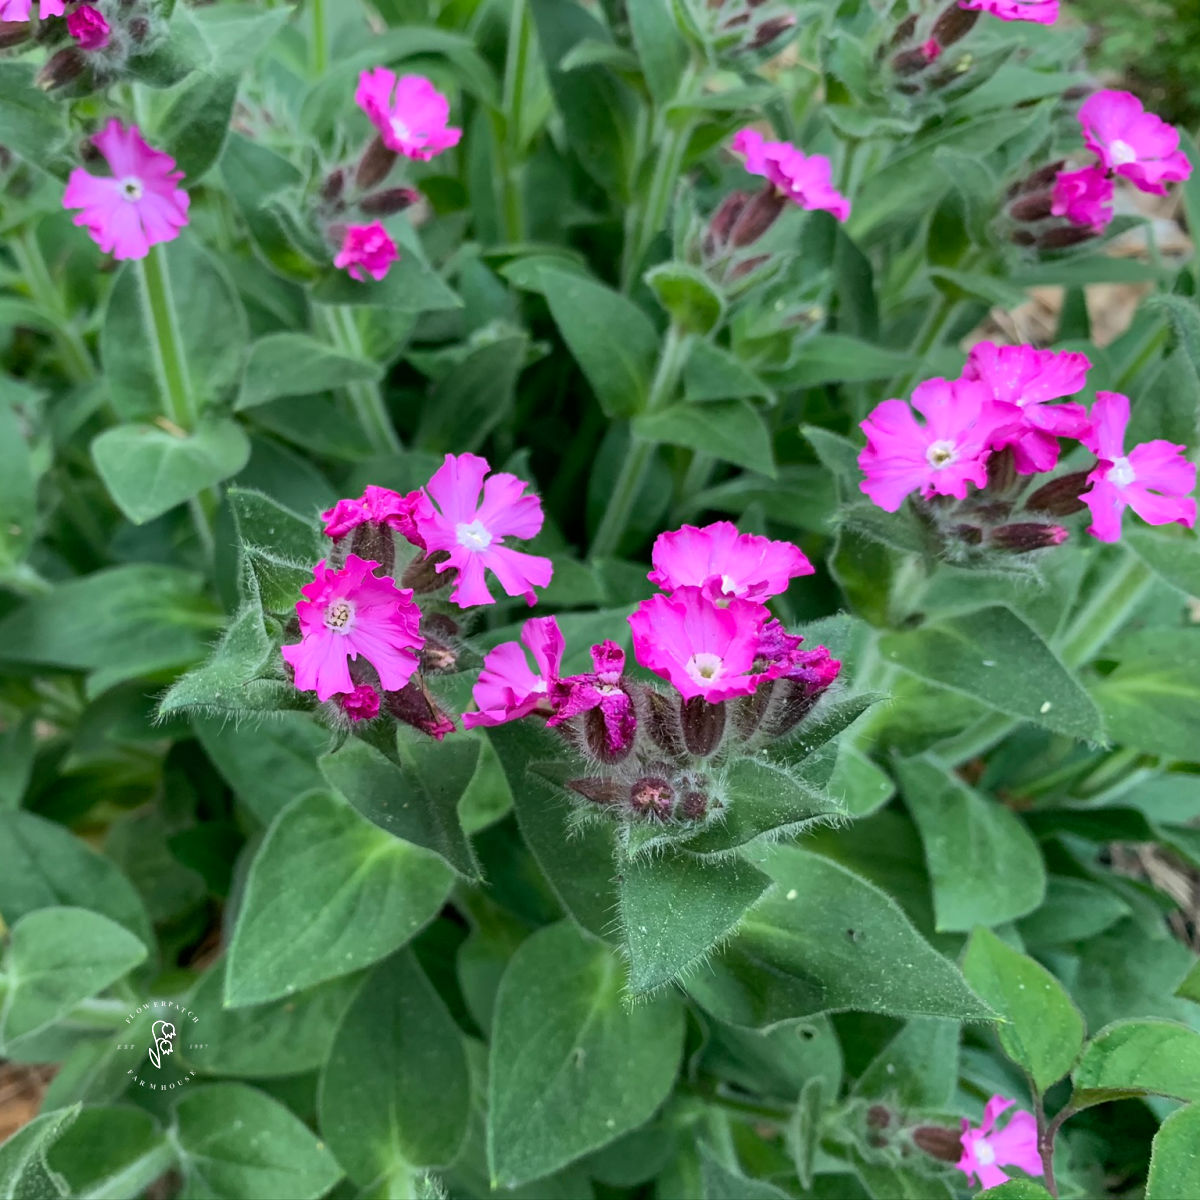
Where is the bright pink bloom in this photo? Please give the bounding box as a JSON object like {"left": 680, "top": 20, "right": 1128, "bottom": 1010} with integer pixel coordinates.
{"left": 321, "top": 485, "right": 429, "bottom": 544}
{"left": 732, "top": 129, "right": 851, "bottom": 222}
{"left": 413, "top": 453, "right": 553, "bottom": 608}
{"left": 334, "top": 223, "right": 398, "bottom": 282}
{"left": 648, "top": 521, "right": 813, "bottom": 602}
{"left": 339, "top": 684, "right": 381, "bottom": 722}
{"left": 62, "top": 119, "right": 189, "bottom": 261}
{"left": 957, "top": 1096, "right": 1044, "bottom": 1190}
{"left": 0, "top": 0, "right": 65, "bottom": 18}
{"left": 759, "top": 621, "right": 842, "bottom": 694}
{"left": 963, "top": 341, "right": 1092, "bottom": 474}
{"left": 462, "top": 616, "right": 564, "bottom": 730}
{"left": 919, "top": 38, "right": 942, "bottom": 64}
{"left": 355, "top": 68, "right": 462, "bottom": 161}
{"left": 858, "top": 378, "right": 1012, "bottom": 512}
{"left": 958, "top": 0, "right": 1057, "bottom": 23}
{"left": 281, "top": 554, "right": 423, "bottom": 702}
{"left": 1051, "top": 166, "right": 1114, "bottom": 230}
{"left": 629, "top": 588, "right": 777, "bottom": 703}
{"left": 1079, "top": 90, "right": 1192, "bottom": 196}
{"left": 548, "top": 641, "right": 636, "bottom": 757}
{"left": 1080, "top": 391, "right": 1197, "bottom": 542}
{"left": 66, "top": 4, "right": 108, "bottom": 48}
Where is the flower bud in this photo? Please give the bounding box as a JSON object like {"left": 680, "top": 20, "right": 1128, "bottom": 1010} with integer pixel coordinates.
{"left": 990, "top": 522, "right": 1069, "bottom": 552}
{"left": 1009, "top": 191, "right": 1054, "bottom": 222}
{"left": 732, "top": 686, "right": 771, "bottom": 741}
{"left": 748, "top": 12, "right": 795, "bottom": 50}
{"left": 630, "top": 775, "right": 674, "bottom": 821}
{"left": 321, "top": 168, "right": 346, "bottom": 206}
{"left": 1010, "top": 229, "right": 1037, "bottom": 247}
{"left": 888, "top": 13, "right": 918, "bottom": 46}
{"left": 0, "top": 21, "right": 31, "bottom": 50}
{"left": 704, "top": 190, "right": 751, "bottom": 257}
{"left": 985, "top": 445, "right": 1018, "bottom": 495}
{"left": 348, "top": 521, "right": 396, "bottom": 577}
{"left": 912, "top": 1124, "right": 964, "bottom": 1163}
{"left": 1026, "top": 470, "right": 1090, "bottom": 515}
{"left": 931, "top": 2, "right": 979, "bottom": 46}
{"left": 128, "top": 16, "right": 150, "bottom": 44}
{"left": 1016, "top": 160, "right": 1066, "bottom": 195}
{"left": 567, "top": 777, "right": 623, "bottom": 806}
{"left": 37, "top": 47, "right": 87, "bottom": 91}
{"left": 357, "top": 134, "right": 398, "bottom": 190}
{"left": 892, "top": 39, "right": 941, "bottom": 77}
{"left": 401, "top": 550, "right": 452, "bottom": 594}
{"left": 360, "top": 186, "right": 421, "bottom": 217}
{"left": 679, "top": 789, "right": 709, "bottom": 819}
{"left": 584, "top": 703, "right": 635, "bottom": 765}
{"left": 681, "top": 696, "right": 726, "bottom": 757}
{"left": 867, "top": 1105, "right": 892, "bottom": 1129}
{"left": 729, "top": 183, "right": 788, "bottom": 247}
{"left": 643, "top": 688, "right": 685, "bottom": 757}
{"left": 1038, "top": 224, "right": 1096, "bottom": 250}
{"left": 384, "top": 679, "right": 457, "bottom": 740}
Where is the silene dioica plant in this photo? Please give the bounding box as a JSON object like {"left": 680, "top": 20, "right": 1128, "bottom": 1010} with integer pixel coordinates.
{"left": 3, "top": 0, "right": 1200, "bottom": 1197}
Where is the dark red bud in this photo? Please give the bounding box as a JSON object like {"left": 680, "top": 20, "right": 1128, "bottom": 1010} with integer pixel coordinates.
{"left": 360, "top": 186, "right": 421, "bottom": 217}
{"left": 1038, "top": 224, "right": 1097, "bottom": 250}
{"left": 953, "top": 523, "right": 985, "bottom": 545}
{"left": 680, "top": 790, "right": 709, "bottom": 819}
{"left": 706, "top": 190, "right": 751, "bottom": 256}
{"left": 912, "top": 1124, "right": 964, "bottom": 1163}
{"left": 680, "top": 696, "right": 726, "bottom": 757}
{"left": 567, "top": 777, "right": 623, "bottom": 806}
{"left": 931, "top": 2, "right": 979, "bottom": 46}
{"left": 356, "top": 134, "right": 398, "bottom": 190}
{"left": 1010, "top": 229, "right": 1037, "bottom": 247}
{"left": 1026, "top": 470, "right": 1091, "bottom": 515}
{"left": 348, "top": 521, "right": 396, "bottom": 577}
{"left": 644, "top": 689, "right": 685, "bottom": 757}
{"left": 990, "top": 522, "right": 1070, "bottom": 552}
{"left": 321, "top": 168, "right": 346, "bottom": 205}
{"left": 36, "top": 47, "right": 86, "bottom": 90}
{"left": 892, "top": 42, "right": 940, "bottom": 77}
{"left": 867, "top": 1105, "right": 892, "bottom": 1129}
{"left": 630, "top": 776, "right": 674, "bottom": 821}
{"left": 985, "top": 445, "right": 1018, "bottom": 495}
{"left": 748, "top": 13, "right": 795, "bottom": 49}
{"left": 1020, "top": 159, "right": 1067, "bottom": 193}
{"left": 728, "top": 253, "right": 771, "bottom": 281}
{"left": 729, "top": 182, "right": 788, "bottom": 247}
{"left": 732, "top": 685, "right": 771, "bottom": 740}
{"left": 401, "top": 550, "right": 451, "bottom": 594}
{"left": 384, "top": 679, "right": 457, "bottom": 740}
{"left": 584, "top": 703, "right": 635, "bottom": 765}
{"left": 128, "top": 16, "right": 150, "bottom": 43}
{"left": 0, "top": 21, "right": 31, "bottom": 49}
{"left": 1009, "top": 191, "right": 1054, "bottom": 222}
{"left": 889, "top": 13, "right": 918, "bottom": 46}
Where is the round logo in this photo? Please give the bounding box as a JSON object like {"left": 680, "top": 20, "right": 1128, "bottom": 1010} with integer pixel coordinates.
{"left": 114, "top": 999, "right": 208, "bottom": 1092}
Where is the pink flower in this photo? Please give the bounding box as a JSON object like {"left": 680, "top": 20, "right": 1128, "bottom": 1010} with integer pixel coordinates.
{"left": 858, "top": 378, "right": 1012, "bottom": 512}
{"left": 0, "top": 0, "right": 64, "bottom": 18}
{"left": 355, "top": 68, "right": 462, "bottom": 161}
{"left": 62, "top": 119, "right": 189, "bottom": 261}
{"left": 648, "top": 521, "right": 813, "bottom": 602}
{"left": 628, "top": 588, "right": 777, "bottom": 703}
{"left": 1051, "top": 166, "right": 1115, "bottom": 230}
{"left": 732, "top": 129, "right": 851, "bottom": 222}
{"left": 759, "top": 621, "right": 842, "bottom": 694}
{"left": 334, "top": 223, "right": 398, "bottom": 282}
{"left": 1079, "top": 90, "right": 1192, "bottom": 196}
{"left": 413, "top": 453, "right": 554, "bottom": 609}
{"left": 66, "top": 4, "right": 108, "bottom": 48}
{"left": 548, "top": 641, "right": 637, "bottom": 758}
{"left": 281, "top": 554, "right": 423, "bottom": 702}
{"left": 339, "top": 684, "right": 381, "bottom": 722}
{"left": 462, "top": 616, "right": 564, "bottom": 730}
{"left": 321, "top": 485, "right": 429, "bottom": 544}
{"left": 1080, "top": 391, "right": 1197, "bottom": 542}
{"left": 957, "top": 1096, "right": 1044, "bottom": 1190}
{"left": 962, "top": 341, "right": 1092, "bottom": 474}
{"left": 958, "top": 0, "right": 1058, "bottom": 23}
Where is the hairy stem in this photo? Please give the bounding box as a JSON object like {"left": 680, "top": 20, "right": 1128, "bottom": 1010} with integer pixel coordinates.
{"left": 310, "top": 0, "right": 327, "bottom": 78}
{"left": 137, "top": 244, "right": 197, "bottom": 430}
{"left": 12, "top": 229, "right": 96, "bottom": 384}
{"left": 317, "top": 305, "right": 402, "bottom": 454}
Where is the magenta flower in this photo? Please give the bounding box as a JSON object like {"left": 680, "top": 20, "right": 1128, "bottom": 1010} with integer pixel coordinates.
{"left": 1051, "top": 165, "right": 1115, "bottom": 230}
{"left": 1080, "top": 391, "right": 1197, "bottom": 542}
{"left": 548, "top": 641, "right": 637, "bottom": 759}
{"left": 0, "top": 0, "right": 65, "bottom": 18}
{"left": 648, "top": 521, "right": 813, "bottom": 602}
{"left": 462, "top": 616, "right": 564, "bottom": 730}
{"left": 321, "top": 485, "right": 429, "bottom": 544}
{"left": 957, "top": 1097, "right": 1044, "bottom": 1191}
{"left": 858, "top": 378, "right": 1012, "bottom": 512}
{"left": 629, "top": 588, "right": 776, "bottom": 703}
{"left": 413, "top": 453, "right": 553, "bottom": 608}
{"left": 334, "top": 223, "right": 398, "bottom": 282}
{"left": 62, "top": 119, "right": 189, "bottom": 262}
{"left": 1079, "top": 90, "right": 1192, "bottom": 196}
{"left": 339, "top": 684, "right": 381, "bottom": 722}
{"left": 281, "top": 554, "right": 423, "bottom": 702}
{"left": 760, "top": 621, "right": 842, "bottom": 694}
{"left": 732, "top": 129, "right": 851, "bottom": 222}
{"left": 962, "top": 341, "right": 1092, "bottom": 474}
{"left": 355, "top": 68, "right": 462, "bottom": 161}
{"left": 66, "top": 4, "right": 108, "bottom": 48}
{"left": 958, "top": 0, "right": 1058, "bottom": 23}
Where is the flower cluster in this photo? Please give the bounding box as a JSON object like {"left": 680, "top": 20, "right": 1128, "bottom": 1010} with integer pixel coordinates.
{"left": 858, "top": 342, "right": 1196, "bottom": 549}
{"left": 464, "top": 521, "right": 839, "bottom": 825}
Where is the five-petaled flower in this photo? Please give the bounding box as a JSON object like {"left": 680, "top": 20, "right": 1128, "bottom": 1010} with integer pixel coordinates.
{"left": 958, "top": 0, "right": 1058, "bottom": 23}
{"left": 548, "top": 641, "right": 637, "bottom": 758}
{"left": 1079, "top": 90, "right": 1192, "bottom": 195}
{"left": 66, "top": 4, "right": 109, "bottom": 49}
{"left": 1051, "top": 165, "right": 1115, "bottom": 230}
{"left": 334, "top": 223, "right": 399, "bottom": 282}
{"left": 462, "top": 616, "right": 564, "bottom": 729}
{"left": 356, "top": 68, "right": 462, "bottom": 161}
{"left": 732, "top": 128, "right": 851, "bottom": 222}
{"left": 957, "top": 1096, "right": 1044, "bottom": 1190}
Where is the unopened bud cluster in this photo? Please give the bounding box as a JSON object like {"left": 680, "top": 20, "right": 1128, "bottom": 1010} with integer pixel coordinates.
{"left": 34, "top": 1, "right": 163, "bottom": 94}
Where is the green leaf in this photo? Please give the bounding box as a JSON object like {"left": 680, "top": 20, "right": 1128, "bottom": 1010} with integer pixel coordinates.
{"left": 0, "top": 1106, "right": 79, "bottom": 1200}
{"left": 487, "top": 921, "right": 684, "bottom": 1188}
{"left": 224, "top": 791, "right": 454, "bottom": 1006}
{"left": 0, "top": 908, "right": 147, "bottom": 1048}
{"left": 627, "top": 0, "right": 687, "bottom": 104}
{"left": 44, "top": 1106, "right": 172, "bottom": 1200}
{"left": 977, "top": 1183, "right": 1055, "bottom": 1200}
{"left": 1177, "top": 960, "right": 1200, "bottom": 1006}
{"left": 0, "top": 390, "right": 37, "bottom": 573}
{"left": 1016, "top": 877, "right": 1130, "bottom": 948}
{"left": 853, "top": 1155, "right": 955, "bottom": 1200}
{"left": 1146, "top": 1103, "right": 1200, "bottom": 1200}
{"left": 618, "top": 849, "right": 770, "bottom": 995}
{"left": 898, "top": 756, "right": 1045, "bottom": 932}
{"left": 236, "top": 333, "right": 382, "bottom": 410}
{"left": 0, "top": 64, "right": 67, "bottom": 168}
{"left": 228, "top": 487, "right": 320, "bottom": 561}
{"left": 963, "top": 928, "right": 1084, "bottom": 1094}
{"left": 684, "top": 340, "right": 774, "bottom": 404}
{"left": 157, "top": 70, "right": 240, "bottom": 182}
{"left": 699, "top": 1146, "right": 790, "bottom": 1200}
{"left": 634, "top": 400, "right": 775, "bottom": 476}
{"left": 776, "top": 335, "right": 914, "bottom": 388}
{"left": 319, "top": 953, "right": 470, "bottom": 1181}
{"left": 1126, "top": 528, "right": 1200, "bottom": 596}
{"left": 1072, "top": 1020, "right": 1200, "bottom": 1107}
{"left": 173, "top": 1083, "right": 342, "bottom": 1200}
{"left": 646, "top": 263, "right": 725, "bottom": 335}
{"left": 92, "top": 419, "right": 251, "bottom": 525}
{"left": 852, "top": 1018, "right": 960, "bottom": 1109}
{"left": 686, "top": 846, "right": 993, "bottom": 1029}
{"left": 879, "top": 606, "right": 1103, "bottom": 741}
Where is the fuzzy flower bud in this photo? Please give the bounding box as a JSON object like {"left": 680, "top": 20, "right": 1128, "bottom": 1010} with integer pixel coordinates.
{"left": 680, "top": 696, "right": 727, "bottom": 757}
{"left": 931, "top": 2, "right": 980, "bottom": 45}
{"left": 356, "top": 134, "right": 398, "bottom": 190}
{"left": 360, "top": 186, "right": 421, "bottom": 217}
{"left": 990, "top": 522, "right": 1069, "bottom": 552}
{"left": 630, "top": 776, "right": 674, "bottom": 821}
{"left": 913, "top": 1124, "right": 963, "bottom": 1163}
{"left": 1025, "top": 470, "right": 1091, "bottom": 515}
{"left": 567, "top": 777, "right": 623, "bottom": 806}
{"left": 37, "top": 46, "right": 87, "bottom": 90}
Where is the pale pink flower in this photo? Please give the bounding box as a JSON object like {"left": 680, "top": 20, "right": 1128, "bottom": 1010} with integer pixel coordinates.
{"left": 334, "top": 222, "right": 398, "bottom": 282}
{"left": 1079, "top": 90, "right": 1192, "bottom": 196}
{"left": 62, "top": 119, "right": 189, "bottom": 261}
{"left": 648, "top": 521, "right": 813, "bottom": 602}
{"left": 958, "top": 0, "right": 1058, "bottom": 23}
{"left": 1080, "top": 391, "right": 1197, "bottom": 542}
{"left": 962, "top": 341, "right": 1092, "bottom": 474}
{"left": 355, "top": 68, "right": 462, "bottom": 161}
{"left": 462, "top": 616, "right": 564, "bottom": 729}
{"left": 321, "top": 485, "right": 429, "bottom": 544}
{"left": 1051, "top": 166, "right": 1115, "bottom": 230}
{"left": 0, "top": 0, "right": 65, "bottom": 18}
{"left": 858, "top": 378, "right": 1012, "bottom": 512}
{"left": 413, "top": 453, "right": 553, "bottom": 608}
{"left": 628, "top": 587, "right": 777, "bottom": 703}
{"left": 732, "top": 129, "right": 851, "bottom": 222}
{"left": 338, "top": 683, "right": 381, "bottom": 722}
{"left": 957, "top": 1096, "right": 1044, "bottom": 1191}
{"left": 281, "top": 554, "right": 423, "bottom": 702}
{"left": 66, "top": 4, "right": 108, "bottom": 48}
{"left": 548, "top": 641, "right": 636, "bottom": 757}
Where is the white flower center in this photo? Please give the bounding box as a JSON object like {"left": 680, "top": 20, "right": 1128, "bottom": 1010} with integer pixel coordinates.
{"left": 324, "top": 599, "right": 356, "bottom": 634}
{"left": 720, "top": 574, "right": 738, "bottom": 595}
{"left": 120, "top": 177, "right": 144, "bottom": 202}
{"left": 456, "top": 518, "right": 493, "bottom": 551}
{"left": 686, "top": 652, "right": 724, "bottom": 683}
{"left": 390, "top": 116, "right": 412, "bottom": 144}
{"left": 1107, "top": 456, "right": 1136, "bottom": 487}
{"left": 926, "top": 439, "right": 957, "bottom": 470}
{"left": 975, "top": 1141, "right": 997, "bottom": 1167}
{"left": 1109, "top": 138, "right": 1137, "bottom": 167}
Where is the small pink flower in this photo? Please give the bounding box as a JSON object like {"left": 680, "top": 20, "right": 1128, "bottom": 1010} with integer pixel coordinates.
{"left": 1080, "top": 391, "right": 1197, "bottom": 542}
{"left": 339, "top": 683, "right": 381, "bottom": 722}
{"left": 1051, "top": 166, "right": 1115, "bottom": 230}
{"left": 0, "top": 0, "right": 65, "bottom": 18}
{"left": 963, "top": 341, "right": 1092, "bottom": 475}
{"left": 281, "top": 554, "right": 423, "bottom": 702}
{"left": 919, "top": 38, "right": 942, "bottom": 63}
{"left": 462, "top": 616, "right": 564, "bottom": 730}
{"left": 628, "top": 588, "right": 776, "bottom": 703}
{"left": 759, "top": 621, "right": 842, "bottom": 694}
{"left": 958, "top": 0, "right": 1058, "bottom": 23}
{"left": 66, "top": 4, "right": 108, "bottom": 48}
{"left": 321, "top": 485, "right": 429, "bottom": 544}
{"left": 1079, "top": 90, "right": 1192, "bottom": 196}
{"left": 648, "top": 521, "right": 813, "bottom": 602}
{"left": 413, "top": 453, "right": 554, "bottom": 608}
{"left": 732, "top": 129, "right": 851, "bottom": 222}
{"left": 957, "top": 1096, "right": 1044, "bottom": 1191}
{"left": 548, "top": 641, "right": 637, "bottom": 757}
{"left": 62, "top": 119, "right": 189, "bottom": 261}
{"left": 858, "top": 378, "right": 1013, "bottom": 512}
{"left": 355, "top": 68, "right": 462, "bottom": 161}
{"left": 334, "top": 222, "right": 398, "bottom": 282}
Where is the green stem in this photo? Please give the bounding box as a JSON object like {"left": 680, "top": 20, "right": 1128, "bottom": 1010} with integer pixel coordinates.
{"left": 892, "top": 293, "right": 961, "bottom": 397}
{"left": 137, "top": 244, "right": 197, "bottom": 429}
{"left": 12, "top": 229, "right": 96, "bottom": 383}
{"left": 679, "top": 450, "right": 716, "bottom": 507}
{"left": 318, "top": 306, "right": 402, "bottom": 454}
{"left": 499, "top": 0, "right": 531, "bottom": 243}
{"left": 310, "top": 0, "right": 327, "bottom": 78}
